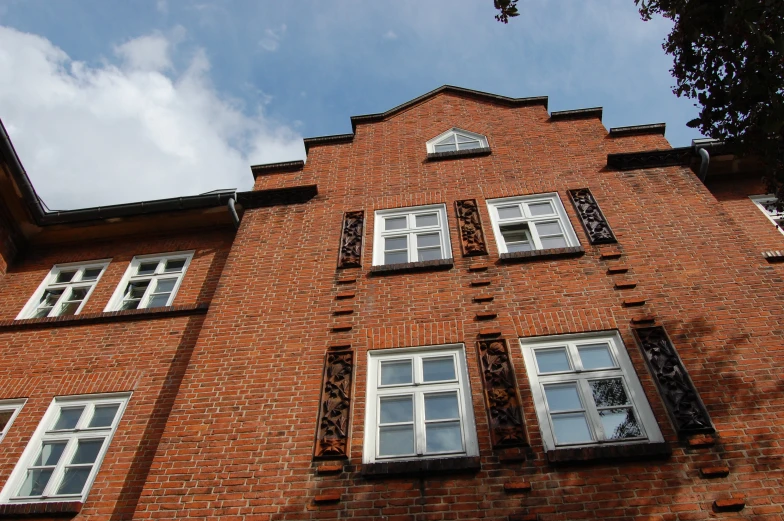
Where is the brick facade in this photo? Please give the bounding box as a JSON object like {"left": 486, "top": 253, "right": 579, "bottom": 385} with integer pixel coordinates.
{"left": 0, "top": 88, "right": 782, "bottom": 520}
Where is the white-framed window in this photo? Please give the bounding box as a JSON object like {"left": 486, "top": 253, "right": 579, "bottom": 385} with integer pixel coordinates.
{"left": 0, "top": 393, "right": 130, "bottom": 504}
{"left": 373, "top": 205, "right": 452, "bottom": 265}
{"left": 104, "top": 251, "right": 194, "bottom": 311}
{"left": 363, "top": 344, "right": 478, "bottom": 464}
{"left": 426, "top": 128, "right": 488, "bottom": 154}
{"left": 750, "top": 195, "right": 784, "bottom": 235}
{"left": 0, "top": 399, "right": 26, "bottom": 443}
{"left": 520, "top": 331, "right": 663, "bottom": 451}
{"left": 16, "top": 261, "right": 110, "bottom": 320}
{"left": 487, "top": 193, "right": 579, "bottom": 254}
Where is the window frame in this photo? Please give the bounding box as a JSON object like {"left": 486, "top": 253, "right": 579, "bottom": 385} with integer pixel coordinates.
{"left": 0, "top": 399, "right": 26, "bottom": 443}
{"left": 363, "top": 344, "right": 478, "bottom": 464}
{"left": 520, "top": 331, "right": 663, "bottom": 452}
{"left": 750, "top": 195, "right": 784, "bottom": 235}
{"left": 486, "top": 193, "right": 579, "bottom": 254}
{"left": 16, "top": 261, "right": 111, "bottom": 320}
{"left": 372, "top": 205, "right": 452, "bottom": 266}
{"left": 104, "top": 251, "right": 194, "bottom": 312}
{"left": 425, "top": 128, "right": 489, "bottom": 154}
{"left": 0, "top": 392, "right": 131, "bottom": 504}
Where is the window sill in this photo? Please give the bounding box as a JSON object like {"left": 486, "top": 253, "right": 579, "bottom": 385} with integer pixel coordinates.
{"left": 546, "top": 442, "right": 671, "bottom": 465}
{"left": 1, "top": 304, "right": 209, "bottom": 331}
{"left": 361, "top": 456, "right": 481, "bottom": 477}
{"left": 0, "top": 501, "right": 83, "bottom": 517}
{"left": 499, "top": 246, "right": 585, "bottom": 263}
{"left": 426, "top": 147, "right": 491, "bottom": 161}
{"left": 369, "top": 258, "right": 454, "bottom": 275}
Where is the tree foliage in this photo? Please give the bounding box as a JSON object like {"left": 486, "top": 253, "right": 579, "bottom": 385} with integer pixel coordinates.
{"left": 636, "top": 0, "right": 784, "bottom": 204}
{"left": 493, "top": 0, "right": 784, "bottom": 204}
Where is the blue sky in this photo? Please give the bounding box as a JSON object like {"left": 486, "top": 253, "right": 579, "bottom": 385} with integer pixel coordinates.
{"left": 0, "top": 0, "right": 702, "bottom": 209}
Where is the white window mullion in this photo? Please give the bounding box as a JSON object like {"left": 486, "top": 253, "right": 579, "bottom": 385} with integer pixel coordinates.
{"left": 414, "top": 392, "right": 425, "bottom": 456}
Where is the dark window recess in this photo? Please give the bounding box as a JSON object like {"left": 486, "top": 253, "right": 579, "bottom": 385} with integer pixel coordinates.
{"left": 499, "top": 246, "right": 585, "bottom": 262}
{"left": 361, "top": 456, "right": 481, "bottom": 477}
{"left": 546, "top": 442, "right": 671, "bottom": 465}
{"left": 369, "top": 258, "right": 454, "bottom": 275}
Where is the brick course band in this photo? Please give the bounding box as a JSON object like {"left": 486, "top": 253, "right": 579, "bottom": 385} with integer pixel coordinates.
{"left": 361, "top": 456, "right": 481, "bottom": 477}
{"left": 0, "top": 501, "right": 83, "bottom": 517}
{"left": 426, "top": 147, "right": 492, "bottom": 161}
{"left": 546, "top": 442, "right": 671, "bottom": 464}
{"left": 499, "top": 246, "right": 584, "bottom": 262}
{"left": 0, "top": 303, "right": 209, "bottom": 331}
{"left": 369, "top": 258, "right": 453, "bottom": 275}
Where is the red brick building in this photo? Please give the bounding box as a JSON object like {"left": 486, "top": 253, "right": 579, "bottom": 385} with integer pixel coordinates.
{"left": 0, "top": 86, "right": 782, "bottom": 521}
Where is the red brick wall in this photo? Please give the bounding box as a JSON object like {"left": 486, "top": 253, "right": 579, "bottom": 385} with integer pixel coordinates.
{"left": 67, "top": 93, "right": 784, "bottom": 519}
{"left": 706, "top": 174, "right": 784, "bottom": 254}
{"left": 0, "top": 228, "right": 232, "bottom": 520}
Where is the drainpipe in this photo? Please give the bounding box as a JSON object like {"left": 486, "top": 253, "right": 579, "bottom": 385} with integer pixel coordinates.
{"left": 228, "top": 197, "right": 240, "bottom": 229}
{"left": 697, "top": 147, "right": 710, "bottom": 182}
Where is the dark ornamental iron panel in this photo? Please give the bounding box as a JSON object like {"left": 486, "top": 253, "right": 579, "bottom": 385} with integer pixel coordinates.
{"left": 455, "top": 199, "right": 488, "bottom": 256}
{"left": 337, "top": 211, "right": 364, "bottom": 268}
{"left": 314, "top": 350, "right": 354, "bottom": 459}
{"left": 568, "top": 188, "right": 617, "bottom": 245}
{"left": 633, "top": 326, "right": 714, "bottom": 436}
{"left": 477, "top": 339, "right": 527, "bottom": 447}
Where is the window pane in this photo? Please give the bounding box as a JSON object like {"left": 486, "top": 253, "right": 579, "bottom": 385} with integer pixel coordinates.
{"left": 41, "top": 289, "right": 64, "bottom": 306}
{"left": 56, "top": 467, "right": 91, "bottom": 495}
{"left": 58, "top": 301, "right": 81, "bottom": 316}
{"left": 425, "top": 422, "right": 463, "bottom": 453}
{"left": 69, "top": 287, "right": 89, "bottom": 300}
{"left": 380, "top": 360, "right": 412, "bottom": 385}
{"left": 154, "top": 279, "right": 177, "bottom": 293}
{"left": 422, "top": 357, "right": 456, "bottom": 382}
{"left": 89, "top": 405, "right": 120, "bottom": 428}
{"left": 384, "top": 251, "right": 408, "bottom": 265}
{"left": 385, "top": 216, "right": 407, "bottom": 231}
{"left": 578, "top": 344, "right": 615, "bottom": 370}
{"left": 535, "top": 348, "right": 571, "bottom": 373}
{"left": 379, "top": 425, "right": 414, "bottom": 456}
{"left": 34, "top": 442, "right": 67, "bottom": 466}
{"left": 535, "top": 222, "right": 563, "bottom": 236}
{"left": 55, "top": 270, "right": 77, "bottom": 284}
{"left": 120, "top": 300, "right": 141, "bottom": 311}
{"left": 544, "top": 383, "right": 583, "bottom": 412}
{"left": 500, "top": 223, "right": 530, "bottom": 243}
{"left": 552, "top": 413, "right": 593, "bottom": 444}
{"left": 71, "top": 439, "right": 103, "bottom": 464}
{"left": 81, "top": 268, "right": 102, "bottom": 281}
{"left": 0, "top": 410, "right": 13, "bottom": 431}
{"left": 53, "top": 407, "right": 84, "bottom": 430}
{"left": 507, "top": 242, "right": 533, "bottom": 253}
{"left": 384, "top": 236, "right": 407, "bottom": 251}
{"left": 497, "top": 206, "right": 522, "bottom": 219}
{"left": 17, "top": 469, "right": 53, "bottom": 497}
{"left": 434, "top": 143, "right": 457, "bottom": 153}
{"left": 528, "top": 202, "right": 554, "bottom": 216}
{"left": 540, "top": 236, "right": 568, "bottom": 249}
{"left": 137, "top": 262, "right": 158, "bottom": 275}
{"left": 424, "top": 392, "right": 459, "bottom": 420}
{"left": 417, "top": 248, "right": 442, "bottom": 262}
{"left": 455, "top": 134, "right": 478, "bottom": 144}
{"left": 125, "top": 281, "right": 150, "bottom": 299}
{"left": 416, "top": 233, "right": 441, "bottom": 248}
{"left": 415, "top": 214, "right": 438, "bottom": 227}
{"left": 458, "top": 140, "right": 481, "bottom": 150}
{"left": 379, "top": 396, "right": 413, "bottom": 424}
{"left": 600, "top": 408, "right": 642, "bottom": 439}
{"left": 164, "top": 259, "right": 186, "bottom": 272}
{"left": 147, "top": 294, "right": 171, "bottom": 309}
{"left": 590, "top": 379, "right": 630, "bottom": 407}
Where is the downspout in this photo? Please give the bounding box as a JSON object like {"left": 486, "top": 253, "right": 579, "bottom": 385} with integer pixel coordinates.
{"left": 228, "top": 197, "right": 240, "bottom": 229}
{"left": 697, "top": 147, "right": 710, "bottom": 182}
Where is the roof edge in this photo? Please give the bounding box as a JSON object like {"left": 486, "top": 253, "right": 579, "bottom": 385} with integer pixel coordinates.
{"left": 609, "top": 123, "right": 666, "bottom": 137}
{"left": 303, "top": 133, "right": 355, "bottom": 153}
{"left": 251, "top": 160, "right": 305, "bottom": 179}
{"left": 550, "top": 107, "right": 603, "bottom": 121}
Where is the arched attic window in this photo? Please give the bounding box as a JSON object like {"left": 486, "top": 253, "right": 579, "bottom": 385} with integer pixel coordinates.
{"left": 426, "top": 128, "right": 488, "bottom": 154}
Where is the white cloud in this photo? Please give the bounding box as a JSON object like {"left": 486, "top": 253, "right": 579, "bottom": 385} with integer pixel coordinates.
{"left": 0, "top": 25, "right": 304, "bottom": 210}
{"left": 383, "top": 30, "right": 397, "bottom": 40}
{"left": 155, "top": 0, "right": 167, "bottom": 14}
{"left": 259, "top": 24, "right": 287, "bottom": 52}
